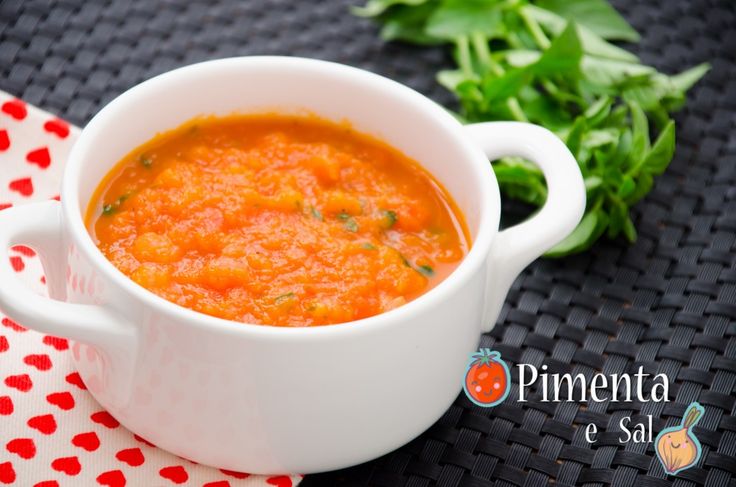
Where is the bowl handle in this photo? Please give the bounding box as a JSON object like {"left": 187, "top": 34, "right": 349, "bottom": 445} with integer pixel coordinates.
{"left": 464, "top": 122, "right": 585, "bottom": 332}
{"left": 0, "top": 200, "right": 136, "bottom": 358}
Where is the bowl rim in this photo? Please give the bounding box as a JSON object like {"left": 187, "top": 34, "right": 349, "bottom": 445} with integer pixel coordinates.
{"left": 62, "top": 56, "right": 501, "bottom": 339}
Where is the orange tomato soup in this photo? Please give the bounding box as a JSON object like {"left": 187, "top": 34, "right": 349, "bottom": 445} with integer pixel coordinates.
{"left": 87, "top": 115, "right": 469, "bottom": 326}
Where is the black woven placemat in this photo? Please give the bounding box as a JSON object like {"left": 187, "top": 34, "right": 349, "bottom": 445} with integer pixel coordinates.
{"left": 2, "top": 1, "right": 735, "bottom": 486}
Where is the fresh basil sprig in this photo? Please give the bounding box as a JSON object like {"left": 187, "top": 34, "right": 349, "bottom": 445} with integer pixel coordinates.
{"left": 355, "top": 0, "right": 708, "bottom": 257}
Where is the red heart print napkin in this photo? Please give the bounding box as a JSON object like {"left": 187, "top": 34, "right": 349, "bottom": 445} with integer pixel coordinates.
{"left": 0, "top": 90, "right": 302, "bottom": 487}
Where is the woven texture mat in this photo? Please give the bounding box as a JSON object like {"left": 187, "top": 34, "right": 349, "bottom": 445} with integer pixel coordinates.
{"left": 2, "top": 1, "right": 735, "bottom": 486}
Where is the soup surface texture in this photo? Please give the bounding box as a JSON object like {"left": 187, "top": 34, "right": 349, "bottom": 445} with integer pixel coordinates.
{"left": 88, "top": 115, "right": 469, "bottom": 326}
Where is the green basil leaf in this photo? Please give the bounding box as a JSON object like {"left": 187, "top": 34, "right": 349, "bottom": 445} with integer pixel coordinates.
{"left": 379, "top": 2, "right": 443, "bottom": 44}
{"left": 503, "top": 49, "right": 541, "bottom": 68}
{"left": 534, "top": 0, "right": 639, "bottom": 41}
{"left": 458, "top": 90, "right": 486, "bottom": 120}
{"left": 352, "top": 0, "right": 429, "bottom": 17}
{"left": 607, "top": 197, "right": 628, "bottom": 238}
{"left": 357, "top": 0, "right": 707, "bottom": 257}
{"left": 494, "top": 158, "right": 548, "bottom": 206}
{"left": 382, "top": 209, "right": 398, "bottom": 228}
{"left": 575, "top": 25, "right": 638, "bottom": 61}
{"left": 622, "top": 65, "right": 708, "bottom": 113}
{"left": 344, "top": 217, "right": 359, "bottom": 233}
{"left": 310, "top": 206, "right": 324, "bottom": 221}
{"left": 492, "top": 164, "right": 528, "bottom": 183}
{"left": 617, "top": 174, "right": 636, "bottom": 199}
{"left": 603, "top": 165, "right": 624, "bottom": 187}
{"left": 533, "top": 23, "right": 583, "bottom": 76}
{"left": 628, "top": 101, "right": 650, "bottom": 168}
{"left": 139, "top": 154, "right": 153, "bottom": 168}
{"left": 641, "top": 120, "right": 675, "bottom": 175}
{"left": 622, "top": 82, "right": 665, "bottom": 112}
{"left": 564, "top": 116, "right": 587, "bottom": 159}
{"left": 417, "top": 264, "right": 435, "bottom": 277}
{"left": 583, "top": 128, "right": 618, "bottom": 149}
{"left": 649, "top": 105, "right": 671, "bottom": 130}
{"left": 667, "top": 63, "right": 710, "bottom": 93}
{"left": 624, "top": 172, "right": 653, "bottom": 205}
{"left": 581, "top": 56, "right": 655, "bottom": 87}
{"left": 523, "top": 6, "right": 638, "bottom": 61}
{"left": 496, "top": 182, "right": 547, "bottom": 206}
{"left": 520, "top": 89, "right": 574, "bottom": 130}
{"left": 545, "top": 209, "right": 607, "bottom": 257}
{"left": 584, "top": 175, "right": 603, "bottom": 199}
{"left": 425, "top": 0, "right": 504, "bottom": 39}
{"left": 584, "top": 175, "right": 603, "bottom": 191}
{"left": 584, "top": 96, "right": 612, "bottom": 126}
{"left": 622, "top": 214, "right": 637, "bottom": 242}
{"left": 606, "top": 104, "right": 629, "bottom": 127}
{"left": 607, "top": 127, "right": 631, "bottom": 167}
{"left": 274, "top": 292, "right": 296, "bottom": 305}
{"left": 482, "top": 67, "right": 533, "bottom": 102}
{"left": 437, "top": 69, "right": 471, "bottom": 92}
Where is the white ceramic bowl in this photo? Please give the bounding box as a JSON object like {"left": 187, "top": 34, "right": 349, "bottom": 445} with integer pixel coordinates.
{"left": 0, "top": 57, "right": 584, "bottom": 474}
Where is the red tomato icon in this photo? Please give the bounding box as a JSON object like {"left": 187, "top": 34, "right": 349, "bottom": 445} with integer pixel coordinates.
{"left": 463, "top": 349, "right": 510, "bottom": 407}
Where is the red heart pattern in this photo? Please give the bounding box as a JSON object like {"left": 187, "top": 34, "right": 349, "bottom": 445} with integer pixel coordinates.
{"left": 51, "top": 456, "right": 81, "bottom": 476}
{"left": 116, "top": 447, "right": 144, "bottom": 467}
{"left": 1, "top": 99, "right": 26, "bottom": 120}
{"left": 0, "top": 129, "right": 9, "bottom": 151}
{"left": 65, "top": 371, "right": 86, "bottom": 389}
{"left": 11, "top": 245, "right": 36, "bottom": 257}
{"left": 25, "top": 147, "right": 51, "bottom": 169}
{"left": 0, "top": 93, "right": 297, "bottom": 486}
{"left": 43, "top": 119, "right": 69, "bottom": 139}
{"left": 9, "top": 256, "right": 24, "bottom": 272}
{"left": 97, "top": 470, "right": 126, "bottom": 487}
{"left": 221, "top": 469, "right": 250, "bottom": 479}
{"left": 27, "top": 414, "right": 56, "bottom": 435}
{"left": 72, "top": 432, "right": 100, "bottom": 452}
{"left": 0, "top": 396, "right": 13, "bottom": 416}
{"left": 6, "top": 438, "right": 36, "bottom": 459}
{"left": 133, "top": 434, "right": 156, "bottom": 447}
{"left": 2, "top": 318, "right": 26, "bottom": 332}
{"left": 266, "top": 476, "right": 293, "bottom": 487}
{"left": 33, "top": 481, "right": 59, "bottom": 487}
{"left": 160, "top": 466, "right": 189, "bottom": 484}
{"left": 43, "top": 335, "right": 69, "bottom": 351}
{"left": 24, "top": 354, "right": 52, "bottom": 371}
{"left": 0, "top": 462, "right": 16, "bottom": 484}
{"left": 5, "top": 374, "right": 32, "bottom": 392}
{"left": 2, "top": 93, "right": 72, "bottom": 217}
{"left": 46, "top": 391, "right": 74, "bottom": 410}
{"left": 91, "top": 411, "right": 120, "bottom": 429}
{"left": 8, "top": 178, "right": 33, "bottom": 197}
